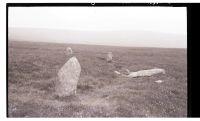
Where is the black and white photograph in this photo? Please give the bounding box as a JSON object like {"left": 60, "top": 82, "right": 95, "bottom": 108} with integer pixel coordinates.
{"left": 7, "top": 4, "right": 187, "bottom": 117}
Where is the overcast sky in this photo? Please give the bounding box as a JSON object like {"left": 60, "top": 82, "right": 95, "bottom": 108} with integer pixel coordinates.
{"left": 8, "top": 7, "right": 187, "bottom": 48}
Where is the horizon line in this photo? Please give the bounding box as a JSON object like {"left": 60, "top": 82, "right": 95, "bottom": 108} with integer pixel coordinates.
{"left": 8, "top": 27, "right": 187, "bottom": 36}
{"left": 9, "top": 39, "right": 187, "bottom": 49}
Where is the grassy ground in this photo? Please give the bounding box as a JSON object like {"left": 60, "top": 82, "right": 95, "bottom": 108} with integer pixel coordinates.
{"left": 8, "top": 41, "right": 187, "bottom": 117}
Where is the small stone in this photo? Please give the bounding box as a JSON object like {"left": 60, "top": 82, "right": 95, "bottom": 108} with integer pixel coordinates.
{"left": 155, "top": 80, "right": 163, "bottom": 83}
{"left": 66, "top": 47, "right": 73, "bottom": 55}
{"left": 114, "top": 71, "right": 121, "bottom": 75}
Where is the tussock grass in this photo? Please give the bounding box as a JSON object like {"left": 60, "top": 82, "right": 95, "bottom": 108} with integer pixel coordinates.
{"left": 8, "top": 41, "right": 187, "bottom": 117}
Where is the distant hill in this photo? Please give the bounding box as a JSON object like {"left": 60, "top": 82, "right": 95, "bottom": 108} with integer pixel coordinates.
{"left": 8, "top": 27, "right": 187, "bottom": 48}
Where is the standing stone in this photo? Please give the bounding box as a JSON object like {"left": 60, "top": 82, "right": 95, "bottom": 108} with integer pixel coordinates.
{"left": 66, "top": 47, "right": 73, "bottom": 55}
{"left": 107, "top": 52, "right": 113, "bottom": 62}
{"left": 57, "top": 56, "right": 81, "bottom": 97}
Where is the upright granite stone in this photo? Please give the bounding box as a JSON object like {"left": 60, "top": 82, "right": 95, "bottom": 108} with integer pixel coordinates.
{"left": 57, "top": 56, "right": 81, "bottom": 96}
{"left": 107, "top": 52, "right": 113, "bottom": 62}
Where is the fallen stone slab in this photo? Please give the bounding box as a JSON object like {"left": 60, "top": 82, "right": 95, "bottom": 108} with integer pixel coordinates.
{"left": 115, "top": 68, "right": 166, "bottom": 78}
